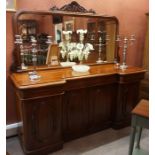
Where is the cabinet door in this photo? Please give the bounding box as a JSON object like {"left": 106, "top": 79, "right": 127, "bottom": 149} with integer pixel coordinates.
{"left": 63, "top": 89, "right": 89, "bottom": 140}
{"left": 88, "top": 84, "right": 116, "bottom": 132}
{"left": 22, "top": 95, "right": 63, "bottom": 151}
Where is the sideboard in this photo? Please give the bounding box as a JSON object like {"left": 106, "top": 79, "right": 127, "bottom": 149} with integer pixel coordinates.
{"left": 10, "top": 64, "right": 145, "bottom": 155}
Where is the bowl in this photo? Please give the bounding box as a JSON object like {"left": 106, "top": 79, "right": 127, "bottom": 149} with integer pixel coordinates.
{"left": 60, "top": 62, "right": 76, "bottom": 67}
{"left": 72, "top": 65, "right": 90, "bottom": 72}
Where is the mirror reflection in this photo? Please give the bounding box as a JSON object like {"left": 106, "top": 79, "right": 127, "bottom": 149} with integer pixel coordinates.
{"left": 13, "top": 11, "right": 118, "bottom": 71}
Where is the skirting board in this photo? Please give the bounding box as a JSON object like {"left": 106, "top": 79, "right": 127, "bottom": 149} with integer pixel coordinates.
{"left": 6, "top": 122, "right": 22, "bottom": 137}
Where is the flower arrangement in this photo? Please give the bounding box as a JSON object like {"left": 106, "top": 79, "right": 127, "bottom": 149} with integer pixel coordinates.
{"left": 59, "top": 29, "right": 94, "bottom": 63}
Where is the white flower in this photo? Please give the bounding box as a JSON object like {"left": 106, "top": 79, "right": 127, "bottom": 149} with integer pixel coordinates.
{"left": 59, "top": 42, "right": 63, "bottom": 47}
{"left": 63, "top": 31, "right": 72, "bottom": 35}
{"left": 59, "top": 39, "right": 94, "bottom": 62}
{"left": 60, "top": 50, "right": 66, "bottom": 59}
{"left": 77, "top": 29, "right": 87, "bottom": 34}
{"left": 85, "top": 43, "right": 94, "bottom": 50}
{"left": 76, "top": 43, "right": 84, "bottom": 50}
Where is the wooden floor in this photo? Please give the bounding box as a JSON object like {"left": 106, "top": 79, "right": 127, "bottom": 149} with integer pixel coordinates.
{"left": 6, "top": 127, "right": 149, "bottom": 155}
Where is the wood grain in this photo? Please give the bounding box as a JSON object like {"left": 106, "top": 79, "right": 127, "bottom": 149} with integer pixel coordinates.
{"left": 11, "top": 64, "right": 145, "bottom": 89}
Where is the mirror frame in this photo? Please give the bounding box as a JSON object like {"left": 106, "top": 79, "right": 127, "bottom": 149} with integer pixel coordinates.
{"left": 12, "top": 2, "right": 119, "bottom": 72}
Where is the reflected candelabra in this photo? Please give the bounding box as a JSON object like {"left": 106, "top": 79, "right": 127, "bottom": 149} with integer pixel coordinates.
{"left": 116, "top": 34, "right": 135, "bottom": 69}
{"left": 14, "top": 35, "right": 28, "bottom": 70}
{"left": 96, "top": 35, "right": 110, "bottom": 64}
{"left": 62, "top": 31, "right": 73, "bottom": 61}
{"left": 28, "top": 36, "right": 41, "bottom": 81}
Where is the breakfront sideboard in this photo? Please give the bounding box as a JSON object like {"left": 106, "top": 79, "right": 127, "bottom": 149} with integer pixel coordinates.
{"left": 10, "top": 2, "right": 145, "bottom": 155}
{"left": 11, "top": 64, "right": 145, "bottom": 155}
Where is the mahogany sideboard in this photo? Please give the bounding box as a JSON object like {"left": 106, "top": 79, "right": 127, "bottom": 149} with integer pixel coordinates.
{"left": 10, "top": 64, "right": 145, "bottom": 155}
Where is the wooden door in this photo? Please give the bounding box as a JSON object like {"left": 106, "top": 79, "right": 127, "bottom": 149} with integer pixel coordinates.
{"left": 88, "top": 84, "right": 116, "bottom": 132}
{"left": 63, "top": 89, "right": 89, "bottom": 141}
{"left": 22, "top": 95, "right": 63, "bottom": 151}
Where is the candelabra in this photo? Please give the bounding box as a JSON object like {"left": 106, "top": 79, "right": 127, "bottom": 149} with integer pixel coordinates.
{"left": 14, "top": 35, "right": 28, "bottom": 70}
{"left": 116, "top": 34, "right": 135, "bottom": 70}
{"left": 90, "top": 33, "right": 95, "bottom": 41}
{"left": 63, "top": 31, "right": 73, "bottom": 61}
{"left": 96, "top": 34, "right": 110, "bottom": 64}
{"left": 28, "top": 36, "right": 41, "bottom": 81}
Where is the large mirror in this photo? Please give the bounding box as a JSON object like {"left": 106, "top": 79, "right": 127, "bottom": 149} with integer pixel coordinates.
{"left": 12, "top": 4, "right": 119, "bottom": 72}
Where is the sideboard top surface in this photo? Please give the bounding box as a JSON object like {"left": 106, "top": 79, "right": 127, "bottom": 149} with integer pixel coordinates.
{"left": 10, "top": 64, "right": 145, "bottom": 89}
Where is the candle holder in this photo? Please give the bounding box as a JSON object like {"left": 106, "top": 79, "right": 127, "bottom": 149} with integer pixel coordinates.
{"left": 63, "top": 31, "right": 73, "bottom": 62}
{"left": 96, "top": 34, "right": 110, "bottom": 63}
{"left": 28, "top": 36, "right": 41, "bottom": 81}
{"left": 90, "top": 33, "right": 95, "bottom": 41}
{"left": 116, "top": 34, "right": 135, "bottom": 70}
{"left": 14, "top": 35, "right": 28, "bottom": 70}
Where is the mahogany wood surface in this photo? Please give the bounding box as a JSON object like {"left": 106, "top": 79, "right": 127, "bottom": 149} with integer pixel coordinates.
{"left": 11, "top": 64, "right": 145, "bottom": 89}
{"left": 10, "top": 63, "right": 145, "bottom": 155}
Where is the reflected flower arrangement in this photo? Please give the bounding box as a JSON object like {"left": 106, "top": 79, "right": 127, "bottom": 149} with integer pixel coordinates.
{"left": 59, "top": 29, "right": 94, "bottom": 62}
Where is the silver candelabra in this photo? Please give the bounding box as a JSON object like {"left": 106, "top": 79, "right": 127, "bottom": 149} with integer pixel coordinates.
{"left": 14, "top": 35, "right": 28, "bottom": 70}
{"left": 63, "top": 31, "right": 72, "bottom": 62}
{"left": 96, "top": 35, "right": 110, "bottom": 63}
{"left": 116, "top": 34, "right": 135, "bottom": 70}
{"left": 28, "top": 36, "right": 41, "bottom": 81}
